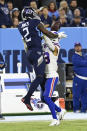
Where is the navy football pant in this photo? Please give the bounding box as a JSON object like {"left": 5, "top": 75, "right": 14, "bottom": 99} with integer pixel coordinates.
{"left": 41, "top": 77, "right": 61, "bottom": 119}
{"left": 24, "top": 49, "right": 45, "bottom": 103}
{"left": 73, "top": 76, "right": 87, "bottom": 112}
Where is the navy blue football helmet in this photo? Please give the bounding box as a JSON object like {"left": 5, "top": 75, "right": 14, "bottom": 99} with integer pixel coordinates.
{"left": 21, "top": 6, "right": 37, "bottom": 20}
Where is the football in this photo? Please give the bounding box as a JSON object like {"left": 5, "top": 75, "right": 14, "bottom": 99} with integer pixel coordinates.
{"left": 51, "top": 21, "right": 61, "bottom": 31}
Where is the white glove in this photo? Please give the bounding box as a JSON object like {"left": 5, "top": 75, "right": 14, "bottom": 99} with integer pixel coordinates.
{"left": 58, "top": 32, "right": 67, "bottom": 39}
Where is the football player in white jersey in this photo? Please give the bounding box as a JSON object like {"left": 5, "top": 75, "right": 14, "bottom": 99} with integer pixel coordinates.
{"left": 41, "top": 21, "right": 67, "bottom": 126}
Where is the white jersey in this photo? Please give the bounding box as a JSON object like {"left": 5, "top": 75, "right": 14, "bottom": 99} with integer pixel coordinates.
{"left": 43, "top": 32, "right": 60, "bottom": 78}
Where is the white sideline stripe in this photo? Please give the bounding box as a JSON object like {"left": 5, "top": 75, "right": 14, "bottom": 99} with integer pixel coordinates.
{"left": 0, "top": 112, "right": 87, "bottom": 122}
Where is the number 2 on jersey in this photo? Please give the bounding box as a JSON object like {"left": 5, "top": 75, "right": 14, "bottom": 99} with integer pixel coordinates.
{"left": 44, "top": 52, "right": 50, "bottom": 64}
{"left": 23, "top": 27, "right": 31, "bottom": 42}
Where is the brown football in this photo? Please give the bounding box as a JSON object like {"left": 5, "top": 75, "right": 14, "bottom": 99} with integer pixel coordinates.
{"left": 51, "top": 21, "right": 61, "bottom": 31}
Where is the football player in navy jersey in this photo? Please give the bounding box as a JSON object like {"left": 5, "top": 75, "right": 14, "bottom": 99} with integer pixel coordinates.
{"left": 18, "top": 6, "right": 60, "bottom": 111}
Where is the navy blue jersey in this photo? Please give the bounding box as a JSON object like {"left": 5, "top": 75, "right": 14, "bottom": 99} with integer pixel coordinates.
{"left": 72, "top": 53, "right": 87, "bottom": 77}
{"left": 18, "top": 18, "right": 42, "bottom": 49}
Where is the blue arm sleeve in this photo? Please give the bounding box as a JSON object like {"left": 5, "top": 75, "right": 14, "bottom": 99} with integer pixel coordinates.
{"left": 72, "top": 55, "right": 87, "bottom": 67}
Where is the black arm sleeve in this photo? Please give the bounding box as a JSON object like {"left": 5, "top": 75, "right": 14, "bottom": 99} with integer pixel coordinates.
{"left": 37, "top": 23, "right": 58, "bottom": 39}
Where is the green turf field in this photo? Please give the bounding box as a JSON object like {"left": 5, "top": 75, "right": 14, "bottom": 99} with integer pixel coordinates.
{"left": 0, "top": 120, "right": 87, "bottom": 131}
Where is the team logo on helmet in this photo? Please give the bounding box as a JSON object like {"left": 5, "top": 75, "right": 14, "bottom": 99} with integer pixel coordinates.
{"left": 21, "top": 6, "right": 37, "bottom": 20}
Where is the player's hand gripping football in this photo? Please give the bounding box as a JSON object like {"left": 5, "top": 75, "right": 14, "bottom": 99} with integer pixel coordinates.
{"left": 58, "top": 32, "right": 67, "bottom": 39}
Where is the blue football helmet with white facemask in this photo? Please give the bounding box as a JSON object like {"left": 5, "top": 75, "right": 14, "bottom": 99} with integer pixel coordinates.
{"left": 21, "top": 6, "right": 37, "bottom": 20}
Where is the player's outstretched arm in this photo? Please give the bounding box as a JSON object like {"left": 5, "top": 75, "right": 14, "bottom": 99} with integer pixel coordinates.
{"left": 43, "top": 35, "right": 55, "bottom": 51}
{"left": 37, "top": 23, "right": 58, "bottom": 39}
{"left": 43, "top": 35, "right": 58, "bottom": 56}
